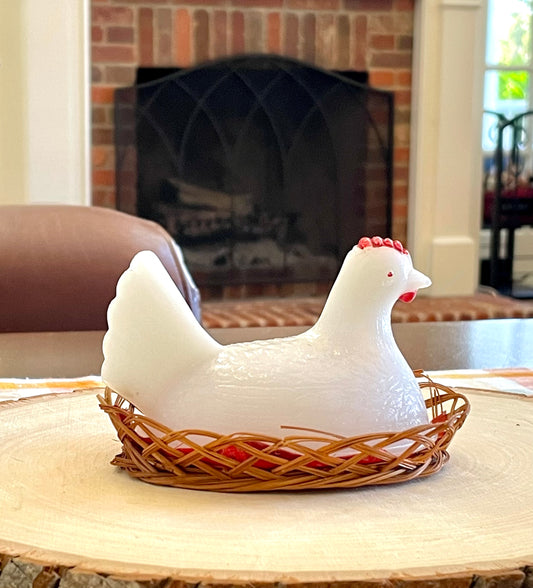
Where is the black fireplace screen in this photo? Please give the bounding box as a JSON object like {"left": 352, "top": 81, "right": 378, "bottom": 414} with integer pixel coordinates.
{"left": 114, "top": 54, "right": 393, "bottom": 287}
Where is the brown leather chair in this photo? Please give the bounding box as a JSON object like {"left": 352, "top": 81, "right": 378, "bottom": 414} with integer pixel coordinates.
{"left": 0, "top": 205, "right": 201, "bottom": 332}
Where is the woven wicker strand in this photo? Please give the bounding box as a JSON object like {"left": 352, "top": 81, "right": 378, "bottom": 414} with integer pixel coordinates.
{"left": 98, "top": 372, "right": 470, "bottom": 492}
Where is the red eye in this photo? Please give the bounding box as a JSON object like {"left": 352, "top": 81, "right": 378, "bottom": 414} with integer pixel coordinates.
{"left": 387, "top": 271, "right": 393, "bottom": 277}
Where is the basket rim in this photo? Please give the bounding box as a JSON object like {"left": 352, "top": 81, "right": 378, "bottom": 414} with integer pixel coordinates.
{"left": 98, "top": 373, "right": 470, "bottom": 492}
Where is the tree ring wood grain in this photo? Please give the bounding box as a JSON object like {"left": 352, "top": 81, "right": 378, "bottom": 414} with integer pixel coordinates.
{"left": 0, "top": 388, "right": 531, "bottom": 587}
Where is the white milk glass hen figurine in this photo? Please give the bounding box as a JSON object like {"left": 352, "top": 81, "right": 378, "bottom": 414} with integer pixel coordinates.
{"left": 102, "top": 236, "right": 431, "bottom": 440}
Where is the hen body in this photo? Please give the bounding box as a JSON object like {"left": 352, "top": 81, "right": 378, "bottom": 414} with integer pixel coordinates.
{"left": 102, "top": 238, "right": 432, "bottom": 438}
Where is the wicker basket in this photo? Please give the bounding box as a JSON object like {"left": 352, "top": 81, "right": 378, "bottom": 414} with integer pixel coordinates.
{"left": 98, "top": 371, "right": 470, "bottom": 492}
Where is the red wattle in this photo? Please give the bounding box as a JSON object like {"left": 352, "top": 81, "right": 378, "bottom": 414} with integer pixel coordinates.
{"left": 399, "top": 290, "right": 417, "bottom": 303}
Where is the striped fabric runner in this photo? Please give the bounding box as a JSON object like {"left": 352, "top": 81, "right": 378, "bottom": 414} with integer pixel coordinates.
{"left": 426, "top": 368, "right": 533, "bottom": 396}
{"left": 0, "top": 376, "right": 103, "bottom": 402}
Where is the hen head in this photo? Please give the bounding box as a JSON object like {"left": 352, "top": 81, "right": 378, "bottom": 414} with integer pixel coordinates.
{"left": 354, "top": 236, "right": 431, "bottom": 303}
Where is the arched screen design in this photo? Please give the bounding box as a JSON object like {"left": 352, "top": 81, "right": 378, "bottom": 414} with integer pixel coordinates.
{"left": 115, "top": 54, "right": 393, "bottom": 287}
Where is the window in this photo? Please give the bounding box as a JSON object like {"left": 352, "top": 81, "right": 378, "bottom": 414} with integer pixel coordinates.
{"left": 483, "top": 0, "right": 533, "bottom": 152}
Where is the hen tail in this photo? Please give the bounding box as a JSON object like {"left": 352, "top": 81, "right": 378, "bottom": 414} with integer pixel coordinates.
{"left": 101, "top": 251, "right": 220, "bottom": 413}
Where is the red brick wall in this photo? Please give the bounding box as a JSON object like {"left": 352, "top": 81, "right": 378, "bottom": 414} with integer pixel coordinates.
{"left": 91, "top": 0, "right": 414, "bottom": 242}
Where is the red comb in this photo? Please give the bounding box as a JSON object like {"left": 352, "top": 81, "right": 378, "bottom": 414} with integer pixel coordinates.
{"left": 357, "top": 236, "right": 408, "bottom": 254}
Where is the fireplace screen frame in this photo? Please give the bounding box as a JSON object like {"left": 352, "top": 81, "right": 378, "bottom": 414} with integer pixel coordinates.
{"left": 114, "top": 54, "right": 394, "bottom": 288}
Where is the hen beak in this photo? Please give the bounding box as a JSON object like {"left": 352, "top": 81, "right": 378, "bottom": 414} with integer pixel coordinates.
{"left": 399, "top": 269, "right": 431, "bottom": 303}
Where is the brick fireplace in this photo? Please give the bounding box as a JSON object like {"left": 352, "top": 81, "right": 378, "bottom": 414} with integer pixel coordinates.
{"left": 91, "top": 0, "right": 414, "bottom": 245}
{"left": 2, "top": 0, "right": 482, "bottom": 297}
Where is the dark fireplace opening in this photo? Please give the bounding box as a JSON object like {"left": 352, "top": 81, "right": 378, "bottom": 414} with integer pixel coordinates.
{"left": 114, "top": 54, "right": 393, "bottom": 290}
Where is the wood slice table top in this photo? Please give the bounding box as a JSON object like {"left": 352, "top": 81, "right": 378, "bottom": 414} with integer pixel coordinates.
{"left": 0, "top": 388, "right": 532, "bottom": 588}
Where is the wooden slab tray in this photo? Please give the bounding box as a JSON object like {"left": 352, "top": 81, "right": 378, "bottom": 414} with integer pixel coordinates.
{"left": 0, "top": 389, "right": 531, "bottom": 587}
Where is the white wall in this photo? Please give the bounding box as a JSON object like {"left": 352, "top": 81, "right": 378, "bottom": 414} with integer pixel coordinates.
{"left": 0, "top": 0, "right": 90, "bottom": 206}
{"left": 409, "top": 0, "right": 486, "bottom": 296}
{"left": 0, "top": 3, "right": 27, "bottom": 203}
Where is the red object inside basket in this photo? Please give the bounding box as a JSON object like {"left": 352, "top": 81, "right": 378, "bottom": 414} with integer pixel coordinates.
{"left": 177, "top": 441, "right": 383, "bottom": 471}
{"left": 121, "top": 411, "right": 448, "bottom": 472}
